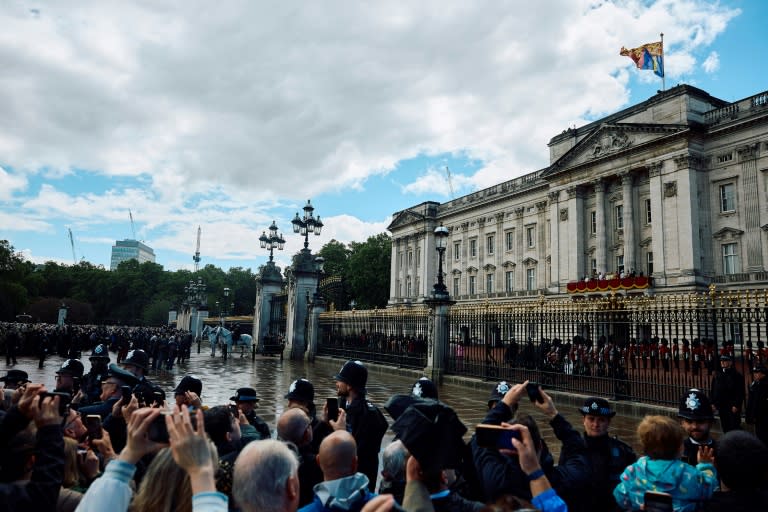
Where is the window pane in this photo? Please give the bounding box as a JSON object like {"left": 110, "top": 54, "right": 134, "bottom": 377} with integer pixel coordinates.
{"left": 487, "top": 235, "right": 494, "bottom": 255}
{"left": 616, "top": 205, "right": 624, "bottom": 229}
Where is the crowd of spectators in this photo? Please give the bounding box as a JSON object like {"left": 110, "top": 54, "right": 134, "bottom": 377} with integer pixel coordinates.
{"left": 1, "top": 323, "right": 768, "bottom": 511}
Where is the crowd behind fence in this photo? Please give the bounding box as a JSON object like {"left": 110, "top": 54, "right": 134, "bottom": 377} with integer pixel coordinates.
{"left": 318, "top": 288, "right": 768, "bottom": 406}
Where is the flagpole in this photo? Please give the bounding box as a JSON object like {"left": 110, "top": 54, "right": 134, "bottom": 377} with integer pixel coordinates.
{"left": 660, "top": 32, "right": 665, "bottom": 91}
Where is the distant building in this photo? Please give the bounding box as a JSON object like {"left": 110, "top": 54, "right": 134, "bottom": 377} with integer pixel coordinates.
{"left": 110, "top": 239, "right": 156, "bottom": 270}
{"left": 387, "top": 85, "right": 768, "bottom": 304}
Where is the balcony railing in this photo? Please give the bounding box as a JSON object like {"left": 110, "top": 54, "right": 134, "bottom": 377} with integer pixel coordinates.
{"left": 567, "top": 276, "right": 652, "bottom": 294}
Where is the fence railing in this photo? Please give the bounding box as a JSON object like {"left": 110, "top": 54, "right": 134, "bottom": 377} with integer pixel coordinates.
{"left": 317, "top": 288, "right": 768, "bottom": 405}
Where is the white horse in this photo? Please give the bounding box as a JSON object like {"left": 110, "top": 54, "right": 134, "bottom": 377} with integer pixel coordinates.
{"left": 202, "top": 325, "right": 219, "bottom": 356}
{"left": 209, "top": 325, "right": 253, "bottom": 359}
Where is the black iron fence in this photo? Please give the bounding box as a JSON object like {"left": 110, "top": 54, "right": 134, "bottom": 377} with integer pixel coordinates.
{"left": 318, "top": 288, "right": 768, "bottom": 405}
{"left": 318, "top": 307, "right": 429, "bottom": 369}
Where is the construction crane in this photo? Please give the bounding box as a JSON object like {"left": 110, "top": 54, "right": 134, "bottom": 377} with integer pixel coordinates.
{"left": 129, "top": 209, "right": 137, "bottom": 240}
{"left": 445, "top": 166, "right": 456, "bottom": 199}
{"left": 68, "top": 228, "right": 77, "bottom": 265}
{"left": 193, "top": 226, "right": 201, "bottom": 272}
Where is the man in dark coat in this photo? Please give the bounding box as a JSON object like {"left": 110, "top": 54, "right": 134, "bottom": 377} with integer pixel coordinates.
{"left": 332, "top": 360, "right": 389, "bottom": 492}
{"left": 711, "top": 355, "right": 745, "bottom": 432}
{"left": 77, "top": 364, "right": 137, "bottom": 419}
{"left": 471, "top": 381, "right": 590, "bottom": 511}
{"left": 746, "top": 365, "right": 768, "bottom": 445}
{"left": 563, "top": 397, "right": 636, "bottom": 511}
{"left": 79, "top": 344, "right": 111, "bottom": 405}
{"left": 702, "top": 430, "right": 768, "bottom": 511}
{"left": 230, "top": 387, "right": 271, "bottom": 440}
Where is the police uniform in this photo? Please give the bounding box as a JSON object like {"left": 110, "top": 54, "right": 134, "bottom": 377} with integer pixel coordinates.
{"left": 677, "top": 388, "right": 718, "bottom": 465}
{"left": 711, "top": 355, "right": 746, "bottom": 432}
{"left": 568, "top": 397, "right": 637, "bottom": 512}
{"left": 80, "top": 344, "right": 111, "bottom": 406}
{"left": 122, "top": 349, "right": 165, "bottom": 405}
{"left": 334, "top": 360, "right": 388, "bottom": 492}
{"left": 230, "top": 387, "right": 271, "bottom": 440}
{"left": 746, "top": 365, "right": 768, "bottom": 445}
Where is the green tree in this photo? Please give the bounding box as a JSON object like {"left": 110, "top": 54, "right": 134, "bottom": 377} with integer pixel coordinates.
{"left": 0, "top": 240, "right": 30, "bottom": 320}
{"left": 346, "top": 233, "right": 391, "bottom": 309}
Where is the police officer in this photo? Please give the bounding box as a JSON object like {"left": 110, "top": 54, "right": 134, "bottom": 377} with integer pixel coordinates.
{"left": 79, "top": 344, "right": 111, "bottom": 405}
{"left": 78, "top": 364, "right": 137, "bottom": 419}
{"left": 230, "top": 387, "right": 271, "bottom": 440}
{"left": 410, "top": 376, "right": 439, "bottom": 400}
{"left": 572, "top": 397, "right": 636, "bottom": 511}
{"left": 285, "top": 378, "right": 332, "bottom": 452}
{"left": 677, "top": 388, "right": 718, "bottom": 465}
{"left": 121, "top": 349, "right": 164, "bottom": 406}
{"left": 746, "top": 365, "right": 768, "bottom": 444}
{"left": 332, "top": 360, "right": 389, "bottom": 492}
{"left": 711, "top": 354, "right": 745, "bottom": 432}
{"left": 54, "top": 358, "right": 84, "bottom": 395}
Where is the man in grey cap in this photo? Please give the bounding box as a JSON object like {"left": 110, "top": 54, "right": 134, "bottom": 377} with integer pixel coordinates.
{"left": 711, "top": 354, "right": 745, "bottom": 432}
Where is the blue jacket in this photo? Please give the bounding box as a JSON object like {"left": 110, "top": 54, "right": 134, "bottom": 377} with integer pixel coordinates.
{"left": 613, "top": 456, "right": 717, "bottom": 511}
{"left": 299, "top": 473, "right": 376, "bottom": 512}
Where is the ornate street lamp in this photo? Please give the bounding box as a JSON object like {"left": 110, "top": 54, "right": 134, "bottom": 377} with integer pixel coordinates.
{"left": 291, "top": 199, "right": 323, "bottom": 249}
{"left": 314, "top": 256, "right": 325, "bottom": 301}
{"left": 433, "top": 224, "right": 449, "bottom": 298}
{"left": 220, "top": 287, "right": 230, "bottom": 326}
{"left": 259, "top": 220, "right": 286, "bottom": 262}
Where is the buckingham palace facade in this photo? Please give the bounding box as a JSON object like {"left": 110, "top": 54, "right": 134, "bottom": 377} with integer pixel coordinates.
{"left": 387, "top": 85, "right": 768, "bottom": 305}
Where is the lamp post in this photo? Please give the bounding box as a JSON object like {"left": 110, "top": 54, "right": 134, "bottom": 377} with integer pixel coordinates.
{"left": 291, "top": 199, "right": 323, "bottom": 249}
{"left": 221, "top": 287, "right": 231, "bottom": 326}
{"left": 314, "top": 256, "right": 325, "bottom": 302}
{"left": 259, "top": 220, "right": 286, "bottom": 261}
{"left": 183, "top": 277, "right": 206, "bottom": 332}
{"left": 433, "top": 224, "right": 449, "bottom": 298}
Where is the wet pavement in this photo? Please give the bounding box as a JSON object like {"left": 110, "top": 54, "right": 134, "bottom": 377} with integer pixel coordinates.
{"left": 4, "top": 348, "right": 727, "bottom": 459}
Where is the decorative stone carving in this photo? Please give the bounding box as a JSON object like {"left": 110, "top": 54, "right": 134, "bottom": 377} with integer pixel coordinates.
{"left": 663, "top": 181, "right": 677, "bottom": 197}
{"left": 461, "top": 222, "right": 469, "bottom": 231}
{"left": 588, "top": 129, "right": 632, "bottom": 159}
{"left": 648, "top": 161, "right": 663, "bottom": 178}
{"left": 567, "top": 186, "right": 580, "bottom": 199}
{"left": 737, "top": 143, "right": 758, "bottom": 160}
{"left": 674, "top": 154, "right": 703, "bottom": 170}
{"left": 477, "top": 217, "right": 486, "bottom": 227}
{"left": 560, "top": 208, "right": 568, "bottom": 221}
{"left": 514, "top": 207, "right": 525, "bottom": 218}
{"left": 495, "top": 212, "right": 505, "bottom": 223}
{"left": 548, "top": 190, "right": 560, "bottom": 202}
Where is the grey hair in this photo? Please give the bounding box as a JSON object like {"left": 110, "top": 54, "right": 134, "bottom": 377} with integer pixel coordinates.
{"left": 381, "top": 439, "right": 409, "bottom": 482}
{"left": 277, "top": 408, "right": 311, "bottom": 445}
{"left": 233, "top": 439, "right": 299, "bottom": 512}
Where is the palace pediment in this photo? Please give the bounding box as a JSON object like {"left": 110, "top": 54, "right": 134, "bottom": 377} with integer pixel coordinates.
{"left": 544, "top": 123, "right": 689, "bottom": 176}
{"left": 387, "top": 209, "right": 426, "bottom": 230}
{"left": 712, "top": 227, "right": 744, "bottom": 240}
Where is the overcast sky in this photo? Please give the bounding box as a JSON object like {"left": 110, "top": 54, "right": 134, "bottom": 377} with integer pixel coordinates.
{"left": 1, "top": 0, "right": 765, "bottom": 273}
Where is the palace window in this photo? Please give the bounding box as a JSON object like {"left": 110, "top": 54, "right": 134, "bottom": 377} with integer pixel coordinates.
{"left": 720, "top": 183, "right": 736, "bottom": 213}
{"left": 616, "top": 255, "right": 625, "bottom": 274}
{"left": 453, "top": 277, "right": 460, "bottom": 297}
{"left": 615, "top": 205, "right": 624, "bottom": 230}
{"left": 469, "top": 275, "right": 477, "bottom": 295}
{"left": 470, "top": 239, "right": 477, "bottom": 258}
{"left": 486, "top": 273, "right": 494, "bottom": 293}
{"left": 645, "top": 198, "right": 652, "bottom": 224}
{"left": 647, "top": 252, "right": 654, "bottom": 276}
{"left": 505, "top": 271, "right": 514, "bottom": 292}
{"left": 487, "top": 235, "right": 495, "bottom": 255}
{"left": 526, "top": 268, "right": 536, "bottom": 291}
{"left": 526, "top": 226, "right": 535, "bottom": 248}
{"left": 590, "top": 211, "right": 597, "bottom": 234}
{"left": 505, "top": 231, "right": 514, "bottom": 251}
{"left": 722, "top": 243, "right": 739, "bottom": 274}
{"left": 453, "top": 242, "right": 461, "bottom": 261}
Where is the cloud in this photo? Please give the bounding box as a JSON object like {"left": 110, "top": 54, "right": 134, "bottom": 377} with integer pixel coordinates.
{"left": 0, "top": 0, "right": 742, "bottom": 268}
{"left": 702, "top": 51, "right": 720, "bottom": 73}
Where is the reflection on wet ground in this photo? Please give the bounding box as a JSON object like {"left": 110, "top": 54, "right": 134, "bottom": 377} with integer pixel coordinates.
{"left": 8, "top": 348, "right": 727, "bottom": 458}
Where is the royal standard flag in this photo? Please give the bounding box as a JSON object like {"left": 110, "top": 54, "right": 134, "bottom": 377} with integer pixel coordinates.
{"left": 620, "top": 41, "right": 664, "bottom": 77}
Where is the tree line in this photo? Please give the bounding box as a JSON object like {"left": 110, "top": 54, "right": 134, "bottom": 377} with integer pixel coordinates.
{"left": 0, "top": 234, "right": 391, "bottom": 325}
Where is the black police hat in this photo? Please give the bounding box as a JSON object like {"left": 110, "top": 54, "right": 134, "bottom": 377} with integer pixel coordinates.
{"left": 677, "top": 388, "right": 714, "bottom": 421}
{"left": 230, "top": 387, "right": 259, "bottom": 402}
{"left": 488, "top": 381, "right": 511, "bottom": 407}
{"left": 754, "top": 365, "right": 767, "bottom": 374}
{"left": 0, "top": 369, "right": 30, "bottom": 384}
{"left": 719, "top": 354, "right": 733, "bottom": 362}
{"left": 90, "top": 344, "right": 110, "bottom": 361}
{"left": 578, "top": 397, "right": 616, "bottom": 418}
{"left": 334, "top": 360, "right": 368, "bottom": 390}
{"left": 105, "top": 363, "right": 139, "bottom": 387}
{"left": 123, "top": 349, "right": 149, "bottom": 371}
{"left": 174, "top": 375, "right": 203, "bottom": 396}
{"left": 56, "top": 359, "right": 84, "bottom": 379}
{"left": 285, "top": 378, "right": 315, "bottom": 404}
{"left": 411, "top": 377, "right": 439, "bottom": 400}
{"left": 391, "top": 400, "right": 467, "bottom": 474}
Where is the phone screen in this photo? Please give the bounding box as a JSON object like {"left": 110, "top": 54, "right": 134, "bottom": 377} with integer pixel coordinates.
{"left": 526, "top": 382, "right": 544, "bottom": 403}
{"left": 326, "top": 397, "right": 339, "bottom": 422}
{"left": 644, "top": 491, "right": 673, "bottom": 512}
{"left": 147, "top": 413, "right": 170, "bottom": 443}
{"left": 40, "top": 391, "right": 72, "bottom": 416}
{"left": 475, "top": 424, "right": 520, "bottom": 450}
{"left": 85, "top": 415, "right": 102, "bottom": 439}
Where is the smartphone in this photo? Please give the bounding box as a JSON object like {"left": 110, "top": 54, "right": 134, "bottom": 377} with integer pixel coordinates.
{"left": 326, "top": 397, "right": 339, "bottom": 422}
{"left": 120, "top": 386, "right": 132, "bottom": 400}
{"left": 526, "top": 382, "right": 544, "bottom": 404}
{"left": 85, "top": 415, "right": 102, "bottom": 439}
{"left": 475, "top": 424, "right": 521, "bottom": 450}
{"left": 644, "top": 491, "right": 673, "bottom": 512}
{"left": 147, "top": 413, "right": 170, "bottom": 443}
{"left": 40, "top": 391, "right": 72, "bottom": 416}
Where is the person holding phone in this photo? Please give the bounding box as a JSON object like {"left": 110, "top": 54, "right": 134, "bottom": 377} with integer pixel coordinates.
{"left": 284, "top": 378, "right": 332, "bottom": 452}
{"left": 471, "top": 380, "right": 589, "bottom": 511}
{"left": 76, "top": 365, "right": 137, "bottom": 420}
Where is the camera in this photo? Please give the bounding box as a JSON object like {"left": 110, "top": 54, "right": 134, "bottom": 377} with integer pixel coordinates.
{"left": 475, "top": 424, "right": 521, "bottom": 450}
{"left": 526, "top": 382, "right": 545, "bottom": 404}
{"left": 39, "top": 391, "right": 72, "bottom": 416}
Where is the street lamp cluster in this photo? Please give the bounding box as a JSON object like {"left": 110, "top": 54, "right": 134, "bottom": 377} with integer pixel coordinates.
{"left": 292, "top": 199, "right": 323, "bottom": 249}
{"left": 217, "top": 287, "right": 233, "bottom": 327}
{"left": 433, "top": 224, "right": 450, "bottom": 299}
{"left": 259, "top": 221, "right": 286, "bottom": 262}
{"left": 184, "top": 277, "right": 207, "bottom": 307}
